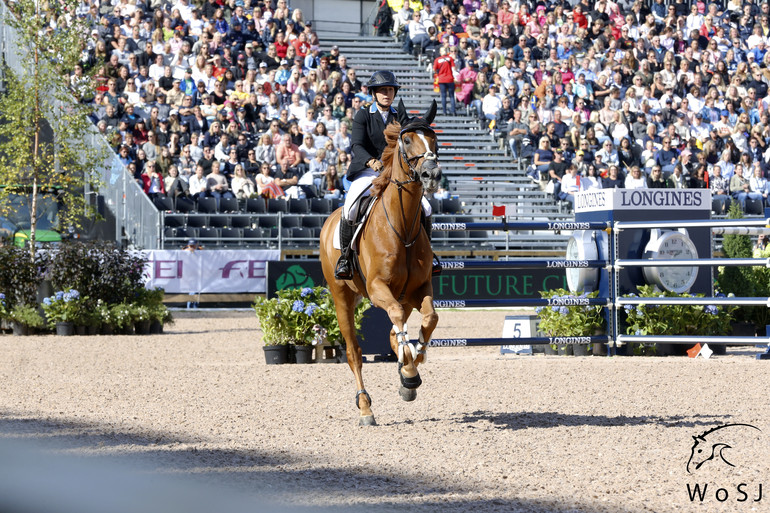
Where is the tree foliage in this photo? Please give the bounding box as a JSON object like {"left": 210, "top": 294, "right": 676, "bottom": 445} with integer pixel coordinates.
{"left": 0, "top": 0, "right": 104, "bottom": 259}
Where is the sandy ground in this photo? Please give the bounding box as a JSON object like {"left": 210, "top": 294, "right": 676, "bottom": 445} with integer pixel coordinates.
{"left": 1, "top": 310, "right": 770, "bottom": 513}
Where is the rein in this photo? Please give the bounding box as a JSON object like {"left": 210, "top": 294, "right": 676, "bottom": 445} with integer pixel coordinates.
{"left": 380, "top": 129, "right": 438, "bottom": 248}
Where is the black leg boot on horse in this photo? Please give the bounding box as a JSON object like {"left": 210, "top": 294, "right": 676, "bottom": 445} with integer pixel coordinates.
{"left": 422, "top": 214, "right": 442, "bottom": 275}
{"left": 335, "top": 219, "right": 355, "bottom": 280}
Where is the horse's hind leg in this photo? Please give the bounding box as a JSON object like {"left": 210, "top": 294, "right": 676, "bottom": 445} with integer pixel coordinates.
{"left": 333, "top": 286, "right": 376, "bottom": 426}
{"left": 415, "top": 294, "right": 438, "bottom": 366}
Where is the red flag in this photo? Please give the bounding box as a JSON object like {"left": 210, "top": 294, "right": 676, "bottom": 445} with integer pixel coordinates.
{"left": 686, "top": 343, "right": 702, "bottom": 358}
{"left": 492, "top": 205, "right": 506, "bottom": 217}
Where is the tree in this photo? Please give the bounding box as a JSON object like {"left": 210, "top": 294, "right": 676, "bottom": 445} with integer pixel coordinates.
{"left": 0, "top": 0, "right": 104, "bottom": 260}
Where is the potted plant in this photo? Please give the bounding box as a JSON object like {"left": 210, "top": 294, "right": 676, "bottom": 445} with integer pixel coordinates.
{"left": 95, "top": 300, "right": 115, "bottom": 334}
{"left": 536, "top": 289, "right": 605, "bottom": 356}
{"left": 131, "top": 304, "right": 152, "bottom": 335}
{"left": 41, "top": 289, "right": 86, "bottom": 336}
{"left": 8, "top": 304, "right": 45, "bottom": 336}
{"left": 253, "top": 286, "right": 371, "bottom": 365}
{"left": 110, "top": 303, "right": 133, "bottom": 334}
{"left": 622, "top": 284, "right": 737, "bottom": 356}
{"left": 0, "top": 293, "right": 6, "bottom": 333}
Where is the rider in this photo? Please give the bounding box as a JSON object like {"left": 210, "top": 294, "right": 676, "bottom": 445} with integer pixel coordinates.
{"left": 334, "top": 70, "right": 441, "bottom": 280}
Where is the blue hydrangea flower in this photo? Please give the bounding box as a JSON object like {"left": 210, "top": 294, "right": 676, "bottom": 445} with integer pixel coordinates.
{"left": 63, "top": 293, "right": 72, "bottom": 302}
{"left": 69, "top": 289, "right": 80, "bottom": 299}
{"left": 304, "top": 303, "right": 318, "bottom": 316}
{"left": 559, "top": 306, "right": 569, "bottom": 315}
{"left": 301, "top": 287, "right": 313, "bottom": 297}
{"left": 43, "top": 297, "right": 52, "bottom": 306}
{"left": 705, "top": 305, "right": 718, "bottom": 315}
{"left": 551, "top": 305, "right": 560, "bottom": 312}
{"left": 624, "top": 304, "right": 635, "bottom": 313}
{"left": 635, "top": 329, "right": 643, "bottom": 335}
{"left": 535, "top": 306, "right": 543, "bottom": 314}
{"left": 292, "top": 300, "right": 305, "bottom": 312}
{"left": 0, "top": 293, "right": 5, "bottom": 300}
{"left": 55, "top": 291, "right": 64, "bottom": 301}
{"left": 716, "top": 292, "right": 726, "bottom": 298}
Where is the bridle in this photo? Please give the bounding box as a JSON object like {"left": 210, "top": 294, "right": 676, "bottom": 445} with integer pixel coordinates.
{"left": 381, "top": 126, "right": 439, "bottom": 248}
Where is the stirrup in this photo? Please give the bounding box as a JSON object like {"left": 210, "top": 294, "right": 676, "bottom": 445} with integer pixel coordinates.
{"left": 335, "top": 255, "right": 353, "bottom": 280}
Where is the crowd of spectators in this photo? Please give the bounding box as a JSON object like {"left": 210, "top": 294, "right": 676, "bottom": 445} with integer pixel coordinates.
{"left": 75, "top": 0, "right": 374, "bottom": 207}
{"left": 386, "top": 0, "right": 770, "bottom": 213}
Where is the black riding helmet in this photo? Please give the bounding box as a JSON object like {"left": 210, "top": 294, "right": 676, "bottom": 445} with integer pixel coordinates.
{"left": 366, "top": 70, "right": 400, "bottom": 94}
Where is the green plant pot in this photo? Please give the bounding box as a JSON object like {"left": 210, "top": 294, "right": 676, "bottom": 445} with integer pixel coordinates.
{"left": 102, "top": 323, "right": 114, "bottom": 335}
{"left": 592, "top": 343, "right": 608, "bottom": 356}
{"left": 293, "top": 345, "right": 314, "bottom": 364}
{"left": 544, "top": 344, "right": 558, "bottom": 355}
{"left": 263, "top": 344, "right": 289, "bottom": 365}
{"left": 87, "top": 325, "right": 100, "bottom": 336}
{"left": 558, "top": 345, "right": 573, "bottom": 356}
{"left": 122, "top": 324, "right": 134, "bottom": 335}
{"left": 12, "top": 322, "right": 29, "bottom": 336}
{"left": 135, "top": 320, "right": 151, "bottom": 335}
{"left": 55, "top": 322, "right": 74, "bottom": 336}
{"left": 76, "top": 325, "right": 87, "bottom": 336}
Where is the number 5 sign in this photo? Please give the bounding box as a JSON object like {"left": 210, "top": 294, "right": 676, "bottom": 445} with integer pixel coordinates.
{"left": 500, "top": 315, "right": 534, "bottom": 355}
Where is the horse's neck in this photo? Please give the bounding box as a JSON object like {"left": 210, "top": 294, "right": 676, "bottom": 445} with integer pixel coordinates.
{"left": 381, "top": 166, "right": 423, "bottom": 233}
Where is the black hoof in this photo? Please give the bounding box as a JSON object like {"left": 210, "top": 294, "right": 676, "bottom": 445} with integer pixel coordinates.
{"left": 398, "top": 362, "right": 422, "bottom": 389}
{"left": 359, "top": 415, "right": 377, "bottom": 426}
{"left": 399, "top": 386, "right": 417, "bottom": 402}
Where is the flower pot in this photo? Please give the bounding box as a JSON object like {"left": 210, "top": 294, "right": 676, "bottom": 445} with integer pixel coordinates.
{"left": 76, "top": 325, "right": 87, "bottom": 336}
{"left": 56, "top": 322, "right": 74, "bottom": 336}
{"left": 263, "top": 344, "right": 289, "bottom": 365}
{"left": 544, "top": 344, "right": 558, "bottom": 355}
{"left": 592, "top": 343, "right": 608, "bottom": 356}
{"left": 102, "top": 323, "right": 114, "bottom": 335}
{"left": 87, "top": 324, "right": 100, "bottom": 336}
{"left": 293, "top": 345, "right": 314, "bottom": 364}
{"left": 558, "top": 345, "right": 573, "bottom": 356}
{"left": 11, "top": 322, "right": 29, "bottom": 336}
{"left": 336, "top": 346, "right": 347, "bottom": 363}
{"left": 135, "top": 320, "right": 151, "bottom": 335}
{"left": 572, "top": 343, "right": 590, "bottom": 356}
{"left": 122, "top": 324, "right": 134, "bottom": 335}
{"left": 149, "top": 320, "right": 163, "bottom": 334}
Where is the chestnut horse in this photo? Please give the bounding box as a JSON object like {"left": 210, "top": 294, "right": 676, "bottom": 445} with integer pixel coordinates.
{"left": 319, "top": 106, "right": 442, "bottom": 426}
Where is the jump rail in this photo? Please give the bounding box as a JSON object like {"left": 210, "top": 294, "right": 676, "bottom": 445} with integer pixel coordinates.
{"left": 430, "top": 217, "right": 770, "bottom": 355}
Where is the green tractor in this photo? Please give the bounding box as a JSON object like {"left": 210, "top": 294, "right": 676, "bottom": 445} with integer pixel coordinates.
{"left": 0, "top": 189, "right": 62, "bottom": 248}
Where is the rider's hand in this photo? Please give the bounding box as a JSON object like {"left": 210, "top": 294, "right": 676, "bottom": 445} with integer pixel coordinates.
{"left": 369, "top": 159, "right": 384, "bottom": 172}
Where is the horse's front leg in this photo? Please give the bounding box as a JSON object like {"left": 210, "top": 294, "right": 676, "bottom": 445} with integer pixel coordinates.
{"left": 332, "top": 286, "right": 376, "bottom": 426}
{"left": 415, "top": 294, "right": 438, "bottom": 366}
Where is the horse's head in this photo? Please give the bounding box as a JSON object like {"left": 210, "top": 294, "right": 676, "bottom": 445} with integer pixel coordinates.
{"left": 687, "top": 435, "right": 731, "bottom": 473}
{"left": 395, "top": 100, "right": 442, "bottom": 193}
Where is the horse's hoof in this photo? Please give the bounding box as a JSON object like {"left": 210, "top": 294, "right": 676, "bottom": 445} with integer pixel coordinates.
{"left": 359, "top": 415, "right": 377, "bottom": 426}
{"left": 398, "top": 364, "right": 422, "bottom": 390}
{"left": 399, "top": 386, "right": 417, "bottom": 402}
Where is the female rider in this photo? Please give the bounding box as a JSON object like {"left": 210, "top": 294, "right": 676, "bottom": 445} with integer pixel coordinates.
{"left": 335, "top": 70, "right": 440, "bottom": 280}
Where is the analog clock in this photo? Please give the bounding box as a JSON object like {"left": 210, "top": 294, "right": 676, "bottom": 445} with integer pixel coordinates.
{"left": 642, "top": 229, "right": 698, "bottom": 294}
{"left": 565, "top": 230, "right": 599, "bottom": 292}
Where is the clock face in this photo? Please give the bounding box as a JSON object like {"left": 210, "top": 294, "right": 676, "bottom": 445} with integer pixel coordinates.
{"left": 566, "top": 237, "right": 581, "bottom": 290}
{"left": 643, "top": 231, "right": 699, "bottom": 293}
{"left": 565, "top": 230, "right": 599, "bottom": 292}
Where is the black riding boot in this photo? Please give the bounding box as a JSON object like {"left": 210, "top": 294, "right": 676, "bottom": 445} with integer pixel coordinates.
{"left": 423, "top": 216, "right": 442, "bottom": 275}
{"left": 334, "top": 219, "right": 355, "bottom": 280}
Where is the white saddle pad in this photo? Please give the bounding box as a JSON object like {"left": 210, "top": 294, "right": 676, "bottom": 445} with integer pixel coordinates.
{"left": 332, "top": 197, "right": 379, "bottom": 250}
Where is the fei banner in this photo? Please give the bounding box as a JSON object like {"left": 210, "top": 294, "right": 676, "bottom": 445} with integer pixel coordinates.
{"left": 144, "top": 250, "right": 280, "bottom": 293}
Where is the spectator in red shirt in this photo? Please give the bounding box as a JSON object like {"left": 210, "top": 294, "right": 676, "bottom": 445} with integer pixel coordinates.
{"left": 433, "top": 47, "right": 457, "bottom": 116}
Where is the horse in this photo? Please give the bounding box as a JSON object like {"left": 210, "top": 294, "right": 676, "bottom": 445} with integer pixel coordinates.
{"left": 319, "top": 102, "right": 441, "bottom": 426}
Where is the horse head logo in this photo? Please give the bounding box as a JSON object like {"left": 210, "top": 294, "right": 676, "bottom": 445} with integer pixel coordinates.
{"left": 686, "top": 423, "right": 761, "bottom": 473}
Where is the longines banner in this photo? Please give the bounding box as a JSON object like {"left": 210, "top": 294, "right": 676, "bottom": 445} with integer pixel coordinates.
{"left": 144, "top": 250, "right": 280, "bottom": 293}
{"left": 267, "top": 261, "right": 566, "bottom": 299}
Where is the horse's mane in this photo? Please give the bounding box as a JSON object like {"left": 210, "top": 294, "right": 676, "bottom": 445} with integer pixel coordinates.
{"left": 371, "top": 121, "right": 401, "bottom": 197}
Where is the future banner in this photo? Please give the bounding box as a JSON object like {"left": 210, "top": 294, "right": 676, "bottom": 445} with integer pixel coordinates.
{"left": 144, "top": 250, "right": 280, "bottom": 293}
{"left": 267, "top": 260, "right": 566, "bottom": 299}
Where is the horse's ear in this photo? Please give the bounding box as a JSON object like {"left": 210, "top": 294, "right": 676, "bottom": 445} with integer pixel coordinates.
{"left": 397, "top": 99, "right": 408, "bottom": 124}
{"left": 423, "top": 100, "right": 437, "bottom": 124}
